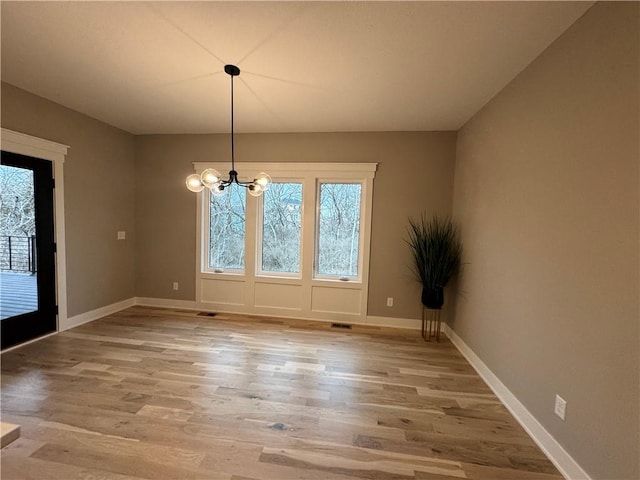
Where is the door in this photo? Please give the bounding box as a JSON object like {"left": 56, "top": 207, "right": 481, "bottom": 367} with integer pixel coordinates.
{"left": 1, "top": 150, "right": 56, "bottom": 349}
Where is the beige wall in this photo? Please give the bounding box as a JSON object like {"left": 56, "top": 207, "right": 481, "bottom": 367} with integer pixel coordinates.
{"left": 6, "top": 5, "right": 637, "bottom": 476}
{"left": 134, "top": 132, "right": 457, "bottom": 320}
{"left": 451, "top": 3, "right": 639, "bottom": 479}
{"left": 1, "top": 82, "right": 136, "bottom": 317}
{"left": 0, "top": 83, "right": 456, "bottom": 321}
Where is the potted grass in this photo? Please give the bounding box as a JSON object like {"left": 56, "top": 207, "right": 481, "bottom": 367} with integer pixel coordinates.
{"left": 406, "top": 214, "right": 462, "bottom": 310}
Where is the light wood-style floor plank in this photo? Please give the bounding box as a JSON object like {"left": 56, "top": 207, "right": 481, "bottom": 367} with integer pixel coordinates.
{"left": 1, "top": 306, "right": 561, "bottom": 479}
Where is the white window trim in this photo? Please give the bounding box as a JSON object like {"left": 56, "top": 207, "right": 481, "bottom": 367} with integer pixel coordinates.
{"left": 193, "top": 162, "right": 377, "bottom": 323}
{"left": 203, "top": 183, "right": 247, "bottom": 275}
{"left": 314, "top": 179, "right": 367, "bottom": 283}
{"left": 1, "top": 128, "right": 69, "bottom": 331}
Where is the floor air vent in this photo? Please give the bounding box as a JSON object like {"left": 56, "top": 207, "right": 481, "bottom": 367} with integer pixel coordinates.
{"left": 331, "top": 323, "right": 352, "bottom": 329}
{"left": 197, "top": 312, "right": 217, "bottom": 317}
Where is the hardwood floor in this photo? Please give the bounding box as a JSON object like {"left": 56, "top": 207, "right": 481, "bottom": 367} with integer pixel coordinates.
{"left": 1, "top": 306, "right": 562, "bottom": 479}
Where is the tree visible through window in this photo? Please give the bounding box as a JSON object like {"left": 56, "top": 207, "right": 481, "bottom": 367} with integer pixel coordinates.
{"left": 209, "top": 184, "right": 245, "bottom": 270}
{"left": 317, "top": 183, "right": 362, "bottom": 277}
{"left": 261, "top": 182, "right": 302, "bottom": 274}
{"left": 200, "top": 164, "right": 375, "bottom": 283}
{"left": 0, "top": 165, "right": 35, "bottom": 237}
{"left": 0, "top": 165, "right": 36, "bottom": 273}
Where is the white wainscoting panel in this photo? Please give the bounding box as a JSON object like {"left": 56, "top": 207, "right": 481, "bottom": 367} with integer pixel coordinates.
{"left": 201, "top": 278, "right": 245, "bottom": 306}
{"left": 254, "top": 282, "right": 302, "bottom": 310}
{"left": 311, "top": 285, "right": 361, "bottom": 315}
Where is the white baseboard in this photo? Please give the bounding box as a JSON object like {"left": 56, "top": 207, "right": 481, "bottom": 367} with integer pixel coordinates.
{"left": 1, "top": 295, "right": 589, "bottom": 480}
{"left": 365, "top": 315, "right": 421, "bottom": 330}
{"left": 134, "top": 296, "right": 200, "bottom": 310}
{"left": 62, "top": 297, "right": 136, "bottom": 331}
{"left": 10, "top": 297, "right": 417, "bottom": 335}
{"left": 442, "top": 324, "right": 591, "bottom": 480}
{"left": 134, "top": 298, "right": 424, "bottom": 331}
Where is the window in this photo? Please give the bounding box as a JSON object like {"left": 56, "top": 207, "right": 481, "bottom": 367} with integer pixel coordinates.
{"left": 196, "top": 163, "right": 376, "bottom": 321}
{"left": 208, "top": 183, "right": 245, "bottom": 271}
{"left": 316, "top": 183, "right": 362, "bottom": 278}
{"left": 260, "top": 182, "right": 302, "bottom": 275}
{"left": 196, "top": 163, "right": 375, "bottom": 293}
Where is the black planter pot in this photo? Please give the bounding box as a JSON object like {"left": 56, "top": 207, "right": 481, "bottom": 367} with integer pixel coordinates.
{"left": 421, "top": 286, "right": 444, "bottom": 310}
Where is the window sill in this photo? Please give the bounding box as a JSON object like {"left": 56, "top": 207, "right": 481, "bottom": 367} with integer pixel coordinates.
{"left": 254, "top": 276, "right": 302, "bottom": 286}
{"left": 311, "top": 278, "right": 362, "bottom": 289}
{"left": 201, "top": 271, "right": 245, "bottom": 281}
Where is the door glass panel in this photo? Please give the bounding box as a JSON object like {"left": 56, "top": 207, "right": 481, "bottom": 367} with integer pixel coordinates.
{"left": 0, "top": 165, "right": 38, "bottom": 319}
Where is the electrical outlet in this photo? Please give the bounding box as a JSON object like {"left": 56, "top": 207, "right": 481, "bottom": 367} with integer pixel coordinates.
{"left": 117, "top": 231, "right": 126, "bottom": 240}
{"left": 386, "top": 297, "right": 393, "bottom": 307}
{"left": 172, "top": 282, "right": 179, "bottom": 291}
{"left": 554, "top": 394, "right": 567, "bottom": 420}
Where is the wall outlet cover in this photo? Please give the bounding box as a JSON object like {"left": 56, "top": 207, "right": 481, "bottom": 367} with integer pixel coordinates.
{"left": 554, "top": 394, "right": 567, "bottom": 421}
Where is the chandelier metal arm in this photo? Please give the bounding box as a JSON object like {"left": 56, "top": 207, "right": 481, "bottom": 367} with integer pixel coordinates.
{"left": 218, "top": 170, "right": 257, "bottom": 191}
{"left": 185, "top": 64, "right": 269, "bottom": 195}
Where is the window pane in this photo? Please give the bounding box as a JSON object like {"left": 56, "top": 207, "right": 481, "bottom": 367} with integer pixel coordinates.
{"left": 209, "top": 184, "right": 245, "bottom": 270}
{"left": 317, "top": 183, "right": 361, "bottom": 277}
{"left": 261, "top": 183, "right": 302, "bottom": 274}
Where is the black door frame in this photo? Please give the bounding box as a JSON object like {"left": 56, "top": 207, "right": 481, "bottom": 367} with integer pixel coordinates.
{"left": 1, "top": 150, "right": 57, "bottom": 349}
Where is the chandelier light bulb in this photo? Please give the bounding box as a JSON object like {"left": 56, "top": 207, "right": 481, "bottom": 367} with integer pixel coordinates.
{"left": 201, "top": 168, "right": 222, "bottom": 189}
{"left": 185, "top": 65, "right": 270, "bottom": 196}
{"left": 186, "top": 174, "right": 205, "bottom": 193}
{"left": 254, "top": 172, "right": 272, "bottom": 190}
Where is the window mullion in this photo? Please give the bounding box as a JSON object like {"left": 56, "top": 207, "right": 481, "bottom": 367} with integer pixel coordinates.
{"left": 244, "top": 185, "right": 257, "bottom": 279}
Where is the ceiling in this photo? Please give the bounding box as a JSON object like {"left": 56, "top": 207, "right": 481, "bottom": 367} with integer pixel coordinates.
{"left": 1, "top": 1, "right": 593, "bottom": 135}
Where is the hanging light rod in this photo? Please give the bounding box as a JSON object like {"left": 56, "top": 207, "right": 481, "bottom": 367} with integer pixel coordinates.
{"left": 186, "top": 64, "right": 271, "bottom": 197}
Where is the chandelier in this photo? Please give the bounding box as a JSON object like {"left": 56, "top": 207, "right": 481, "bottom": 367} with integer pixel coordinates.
{"left": 186, "top": 64, "right": 271, "bottom": 197}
